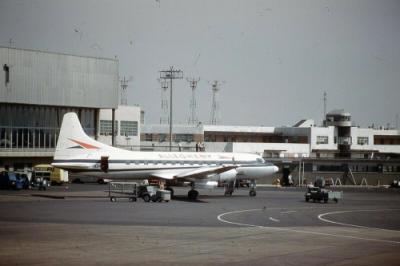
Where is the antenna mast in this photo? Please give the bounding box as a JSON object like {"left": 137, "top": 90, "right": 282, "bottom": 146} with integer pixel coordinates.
{"left": 158, "top": 78, "right": 169, "bottom": 124}
{"left": 323, "top": 91, "right": 327, "bottom": 124}
{"left": 187, "top": 77, "right": 200, "bottom": 125}
{"left": 159, "top": 66, "right": 184, "bottom": 151}
{"left": 209, "top": 80, "right": 225, "bottom": 125}
{"left": 119, "top": 76, "right": 132, "bottom": 106}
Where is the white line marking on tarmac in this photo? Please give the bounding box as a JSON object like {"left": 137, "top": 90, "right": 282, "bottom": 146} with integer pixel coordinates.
{"left": 269, "top": 217, "right": 280, "bottom": 222}
{"left": 217, "top": 209, "right": 400, "bottom": 245}
{"left": 318, "top": 209, "right": 400, "bottom": 232}
{"left": 280, "top": 211, "right": 297, "bottom": 214}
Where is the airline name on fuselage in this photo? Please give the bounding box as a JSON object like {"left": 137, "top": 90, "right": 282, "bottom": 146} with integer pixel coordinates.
{"left": 157, "top": 153, "right": 230, "bottom": 160}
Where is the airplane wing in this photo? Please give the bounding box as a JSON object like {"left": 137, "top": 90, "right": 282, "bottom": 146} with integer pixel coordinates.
{"left": 149, "top": 172, "right": 176, "bottom": 180}
{"left": 150, "top": 165, "right": 237, "bottom": 180}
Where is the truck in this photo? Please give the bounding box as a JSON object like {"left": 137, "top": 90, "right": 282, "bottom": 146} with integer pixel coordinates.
{"left": 33, "top": 164, "right": 68, "bottom": 185}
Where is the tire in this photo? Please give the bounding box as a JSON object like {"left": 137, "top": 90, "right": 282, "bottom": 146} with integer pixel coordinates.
{"left": 151, "top": 196, "right": 158, "bottom": 202}
{"left": 188, "top": 190, "right": 199, "bottom": 200}
{"left": 143, "top": 194, "right": 150, "bottom": 202}
{"left": 249, "top": 190, "right": 256, "bottom": 197}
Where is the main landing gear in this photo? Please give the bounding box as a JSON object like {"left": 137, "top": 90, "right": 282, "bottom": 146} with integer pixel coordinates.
{"left": 249, "top": 179, "right": 257, "bottom": 197}
{"left": 224, "top": 181, "right": 235, "bottom": 196}
{"left": 188, "top": 182, "right": 199, "bottom": 200}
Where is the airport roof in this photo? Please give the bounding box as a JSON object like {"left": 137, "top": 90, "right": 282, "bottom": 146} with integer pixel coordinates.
{"left": 327, "top": 109, "right": 351, "bottom": 116}
{"left": 204, "top": 125, "right": 276, "bottom": 134}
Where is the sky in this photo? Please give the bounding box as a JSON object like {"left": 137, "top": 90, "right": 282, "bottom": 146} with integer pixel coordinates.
{"left": 0, "top": 0, "right": 399, "bottom": 128}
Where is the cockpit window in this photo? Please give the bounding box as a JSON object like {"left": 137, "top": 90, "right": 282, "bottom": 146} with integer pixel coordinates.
{"left": 256, "top": 157, "right": 265, "bottom": 164}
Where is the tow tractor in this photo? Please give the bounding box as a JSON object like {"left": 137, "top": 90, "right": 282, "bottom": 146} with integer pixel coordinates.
{"left": 305, "top": 185, "right": 342, "bottom": 203}
{"left": 137, "top": 185, "right": 170, "bottom": 202}
{"left": 305, "top": 186, "right": 329, "bottom": 203}
{"left": 305, "top": 177, "right": 342, "bottom": 203}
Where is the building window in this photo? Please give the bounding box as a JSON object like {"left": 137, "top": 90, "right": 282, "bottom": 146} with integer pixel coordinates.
{"left": 159, "top": 134, "right": 167, "bottom": 142}
{"left": 145, "top": 134, "right": 153, "bottom": 141}
{"left": 3, "top": 64, "right": 9, "bottom": 84}
{"left": 99, "top": 120, "right": 118, "bottom": 136}
{"left": 175, "top": 134, "right": 193, "bottom": 142}
{"left": 120, "top": 121, "right": 138, "bottom": 136}
{"left": 316, "top": 136, "right": 328, "bottom": 144}
{"left": 357, "top": 137, "right": 369, "bottom": 145}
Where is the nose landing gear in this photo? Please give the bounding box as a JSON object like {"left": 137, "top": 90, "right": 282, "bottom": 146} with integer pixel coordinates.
{"left": 249, "top": 179, "right": 257, "bottom": 197}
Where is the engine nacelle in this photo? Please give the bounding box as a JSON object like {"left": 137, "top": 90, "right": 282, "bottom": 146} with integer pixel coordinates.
{"left": 218, "top": 169, "right": 238, "bottom": 182}
{"left": 195, "top": 180, "right": 218, "bottom": 189}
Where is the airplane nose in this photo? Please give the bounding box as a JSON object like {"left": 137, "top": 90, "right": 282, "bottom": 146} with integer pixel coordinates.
{"left": 273, "top": 165, "right": 279, "bottom": 173}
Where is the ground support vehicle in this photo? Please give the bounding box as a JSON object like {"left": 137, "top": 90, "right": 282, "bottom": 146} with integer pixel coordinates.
{"left": 108, "top": 181, "right": 138, "bottom": 202}
{"left": 33, "top": 164, "right": 68, "bottom": 186}
{"left": 31, "top": 177, "right": 48, "bottom": 190}
{"left": 108, "top": 182, "right": 171, "bottom": 203}
{"left": 137, "top": 185, "right": 170, "bottom": 202}
{"left": 155, "top": 190, "right": 171, "bottom": 202}
{"left": 305, "top": 186, "right": 342, "bottom": 203}
{"left": 328, "top": 191, "right": 343, "bottom": 203}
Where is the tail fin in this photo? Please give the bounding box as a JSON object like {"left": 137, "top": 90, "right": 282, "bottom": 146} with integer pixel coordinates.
{"left": 54, "top": 112, "right": 108, "bottom": 159}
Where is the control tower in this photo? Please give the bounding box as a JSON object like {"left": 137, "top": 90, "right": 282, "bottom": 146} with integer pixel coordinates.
{"left": 324, "top": 109, "right": 352, "bottom": 158}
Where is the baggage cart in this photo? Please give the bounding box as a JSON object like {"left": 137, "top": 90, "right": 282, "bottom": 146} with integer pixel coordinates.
{"left": 328, "top": 191, "right": 343, "bottom": 203}
{"left": 108, "top": 181, "right": 138, "bottom": 202}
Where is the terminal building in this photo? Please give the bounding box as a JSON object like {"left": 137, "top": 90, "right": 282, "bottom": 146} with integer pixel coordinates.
{"left": 0, "top": 47, "right": 140, "bottom": 172}
{"left": 141, "top": 110, "right": 400, "bottom": 185}
{"left": 141, "top": 110, "right": 400, "bottom": 159}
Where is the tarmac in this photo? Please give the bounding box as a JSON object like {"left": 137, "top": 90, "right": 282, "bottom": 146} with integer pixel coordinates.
{"left": 0, "top": 184, "right": 400, "bottom": 265}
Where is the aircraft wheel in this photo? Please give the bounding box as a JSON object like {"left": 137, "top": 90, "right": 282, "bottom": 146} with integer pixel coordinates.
{"left": 188, "top": 190, "right": 199, "bottom": 200}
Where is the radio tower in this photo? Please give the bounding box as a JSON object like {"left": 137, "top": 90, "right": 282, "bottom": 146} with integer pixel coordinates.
{"left": 187, "top": 77, "right": 200, "bottom": 125}
{"left": 120, "top": 76, "right": 132, "bottom": 105}
{"left": 158, "top": 78, "right": 169, "bottom": 124}
{"left": 209, "top": 80, "right": 225, "bottom": 125}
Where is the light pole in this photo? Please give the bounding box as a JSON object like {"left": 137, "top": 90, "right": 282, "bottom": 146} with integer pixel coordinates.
{"left": 159, "top": 66, "right": 183, "bottom": 151}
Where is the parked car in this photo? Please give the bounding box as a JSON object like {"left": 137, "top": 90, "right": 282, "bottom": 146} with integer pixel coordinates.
{"left": 16, "top": 173, "right": 30, "bottom": 189}
{"left": 0, "top": 172, "right": 24, "bottom": 190}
